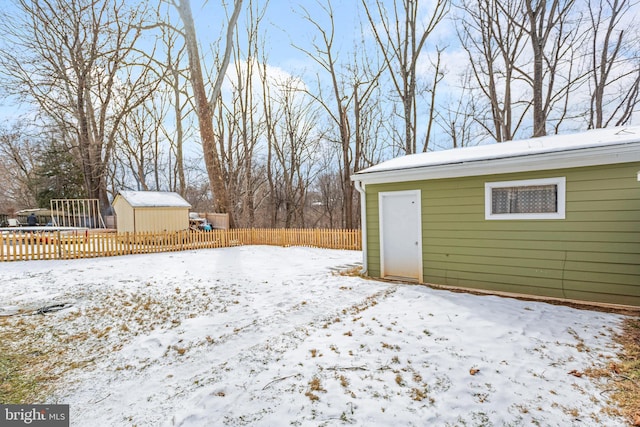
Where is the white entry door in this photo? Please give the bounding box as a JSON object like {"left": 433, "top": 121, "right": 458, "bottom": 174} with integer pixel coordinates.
{"left": 379, "top": 190, "right": 422, "bottom": 281}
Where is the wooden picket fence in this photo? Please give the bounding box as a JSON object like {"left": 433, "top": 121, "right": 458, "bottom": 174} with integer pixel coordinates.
{"left": 0, "top": 228, "right": 361, "bottom": 262}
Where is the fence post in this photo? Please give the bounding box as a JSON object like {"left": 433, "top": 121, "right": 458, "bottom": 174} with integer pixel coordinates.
{"left": 55, "top": 230, "right": 61, "bottom": 259}
{"left": 9, "top": 234, "right": 14, "bottom": 261}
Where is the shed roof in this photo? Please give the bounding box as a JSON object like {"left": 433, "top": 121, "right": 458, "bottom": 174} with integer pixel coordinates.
{"left": 115, "top": 191, "right": 191, "bottom": 208}
{"left": 353, "top": 126, "right": 640, "bottom": 185}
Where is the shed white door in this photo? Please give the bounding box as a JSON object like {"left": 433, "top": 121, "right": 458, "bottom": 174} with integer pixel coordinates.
{"left": 379, "top": 190, "right": 422, "bottom": 281}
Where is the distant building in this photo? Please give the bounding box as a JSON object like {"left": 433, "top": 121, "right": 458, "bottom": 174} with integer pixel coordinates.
{"left": 112, "top": 191, "right": 191, "bottom": 233}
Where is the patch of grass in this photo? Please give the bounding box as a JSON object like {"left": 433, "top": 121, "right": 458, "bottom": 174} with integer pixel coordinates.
{"left": 0, "top": 354, "right": 40, "bottom": 403}
{"left": 381, "top": 342, "right": 401, "bottom": 351}
{"left": 172, "top": 346, "right": 187, "bottom": 356}
{"left": 0, "top": 283, "right": 221, "bottom": 406}
{"left": 335, "top": 266, "right": 364, "bottom": 277}
{"left": 339, "top": 375, "right": 349, "bottom": 388}
{"left": 305, "top": 376, "right": 326, "bottom": 401}
{"left": 305, "top": 391, "right": 319, "bottom": 401}
{"left": 309, "top": 376, "right": 325, "bottom": 392}
{"left": 395, "top": 373, "right": 404, "bottom": 386}
{"left": 410, "top": 387, "right": 427, "bottom": 401}
{"left": 589, "top": 317, "right": 640, "bottom": 424}
{"left": 0, "top": 320, "right": 55, "bottom": 403}
{"left": 566, "top": 407, "right": 579, "bottom": 417}
{"left": 611, "top": 318, "right": 640, "bottom": 422}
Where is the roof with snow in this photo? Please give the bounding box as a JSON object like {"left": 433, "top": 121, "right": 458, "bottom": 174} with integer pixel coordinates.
{"left": 115, "top": 191, "right": 191, "bottom": 208}
{"left": 352, "top": 126, "right": 640, "bottom": 185}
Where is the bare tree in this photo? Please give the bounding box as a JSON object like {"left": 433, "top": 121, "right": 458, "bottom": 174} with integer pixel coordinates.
{"left": 216, "top": 0, "right": 268, "bottom": 227}
{"left": 435, "top": 72, "right": 484, "bottom": 148}
{"left": 260, "top": 74, "right": 323, "bottom": 227}
{"left": 347, "top": 52, "right": 389, "bottom": 171}
{"left": 457, "top": 0, "right": 529, "bottom": 142}
{"left": 157, "top": 13, "right": 193, "bottom": 195}
{"left": 258, "top": 57, "right": 278, "bottom": 227}
{"left": 0, "top": 126, "right": 39, "bottom": 209}
{"left": 586, "top": 0, "right": 640, "bottom": 128}
{"left": 297, "top": 0, "right": 387, "bottom": 228}
{"left": 172, "top": 0, "right": 243, "bottom": 226}
{"left": 457, "top": 0, "right": 585, "bottom": 139}
{"left": 115, "top": 96, "right": 169, "bottom": 191}
{"left": 0, "top": 0, "right": 161, "bottom": 212}
{"left": 522, "top": 0, "right": 580, "bottom": 136}
{"left": 421, "top": 47, "right": 446, "bottom": 151}
{"left": 311, "top": 149, "right": 342, "bottom": 228}
{"left": 345, "top": 54, "right": 389, "bottom": 227}
{"left": 297, "top": 0, "right": 354, "bottom": 227}
{"left": 363, "top": 0, "right": 449, "bottom": 154}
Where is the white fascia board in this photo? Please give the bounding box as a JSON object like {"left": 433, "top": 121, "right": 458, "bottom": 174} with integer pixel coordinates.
{"left": 351, "top": 143, "right": 640, "bottom": 185}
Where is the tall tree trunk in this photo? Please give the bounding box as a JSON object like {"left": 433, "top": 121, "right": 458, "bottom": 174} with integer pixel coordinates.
{"left": 526, "top": 1, "right": 547, "bottom": 137}
{"left": 171, "top": 65, "right": 186, "bottom": 195}
{"left": 174, "top": 0, "right": 242, "bottom": 227}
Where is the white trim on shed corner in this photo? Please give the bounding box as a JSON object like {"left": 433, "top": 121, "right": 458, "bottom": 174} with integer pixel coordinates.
{"left": 353, "top": 180, "right": 368, "bottom": 274}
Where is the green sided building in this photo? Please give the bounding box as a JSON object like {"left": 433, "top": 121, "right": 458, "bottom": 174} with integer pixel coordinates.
{"left": 351, "top": 127, "right": 640, "bottom": 308}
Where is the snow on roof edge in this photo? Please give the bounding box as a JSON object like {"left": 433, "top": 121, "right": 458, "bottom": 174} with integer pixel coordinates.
{"left": 116, "top": 191, "right": 192, "bottom": 208}
{"left": 355, "top": 126, "right": 640, "bottom": 176}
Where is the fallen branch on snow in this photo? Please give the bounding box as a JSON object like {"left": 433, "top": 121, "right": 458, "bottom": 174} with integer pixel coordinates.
{"left": 327, "top": 365, "right": 368, "bottom": 371}
{"left": 0, "top": 303, "right": 73, "bottom": 317}
{"left": 262, "top": 374, "right": 301, "bottom": 390}
{"left": 34, "top": 303, "right": 73, "bottom": 315}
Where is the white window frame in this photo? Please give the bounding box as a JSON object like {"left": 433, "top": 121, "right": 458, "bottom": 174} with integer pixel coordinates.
{"left": 485, "top": 177, "right": 566, "bottom": 220}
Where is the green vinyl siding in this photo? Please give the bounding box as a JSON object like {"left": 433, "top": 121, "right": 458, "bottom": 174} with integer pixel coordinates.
{"left": 364, "top": 162, "right": 640, "bottom": 306}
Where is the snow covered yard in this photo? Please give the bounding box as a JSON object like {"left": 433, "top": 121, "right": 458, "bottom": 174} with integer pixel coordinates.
{"left": 0, "top": 246, "right": 630, "bottom": 426}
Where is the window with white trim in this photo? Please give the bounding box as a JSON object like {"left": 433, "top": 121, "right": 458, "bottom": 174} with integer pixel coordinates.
{"left": 485, "top": 177, "right": 566, "bottom": 220}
